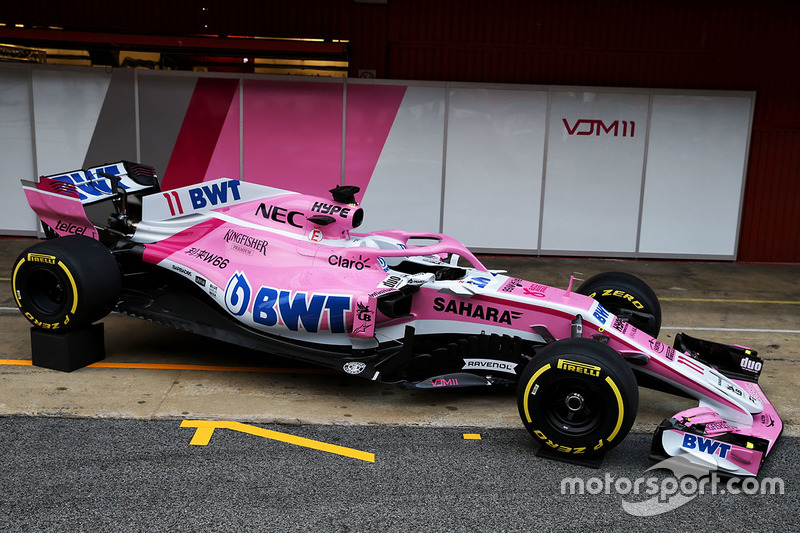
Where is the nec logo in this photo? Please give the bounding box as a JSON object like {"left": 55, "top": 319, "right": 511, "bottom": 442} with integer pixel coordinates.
{"left": 563, "top": 119, "right": 636, "bottom": 137}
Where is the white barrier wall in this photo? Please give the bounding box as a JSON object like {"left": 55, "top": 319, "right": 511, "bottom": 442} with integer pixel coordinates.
{"left": 441, "top": 87, "right": 547, "bottom": 251}
{"left": 0, "top": 69, "right": 38, "bottom": 233}
{"left": 0, "top": 64, "right": 754, "bottom": 259}
{"left": 540, "top": 91, "right": 649, "bottom": 255}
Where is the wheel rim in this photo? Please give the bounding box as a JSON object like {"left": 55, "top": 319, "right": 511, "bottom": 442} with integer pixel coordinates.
{"left": 543, "top": 378, "right": 602, "bottom": 437}
{"left": 26, "top": 268, "right": 67, "bottom": 315}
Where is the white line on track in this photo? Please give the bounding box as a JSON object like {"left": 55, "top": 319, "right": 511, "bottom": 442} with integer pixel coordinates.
{"left": 662, "top": 326, "right": 800, "bottom": 334}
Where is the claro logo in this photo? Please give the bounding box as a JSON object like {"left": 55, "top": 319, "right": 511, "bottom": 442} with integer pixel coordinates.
{"left": 563, "top": 119, "right": 636, "bottom": 137}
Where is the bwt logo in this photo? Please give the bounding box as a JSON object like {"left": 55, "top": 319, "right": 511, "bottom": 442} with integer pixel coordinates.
{"left": 163, "top": 179, "right": 242, "bottom": 216}
{"left": 563, "top": 119, "right": 636, "bottom": 137}
{"left": 681, "top": 434, "right": 732, "bottom": 459}
{"left": 189, "top": 180, "right": 241, "bottom": 209}
{"left": 52, "top": 164, "right": 125, "bottom": 201}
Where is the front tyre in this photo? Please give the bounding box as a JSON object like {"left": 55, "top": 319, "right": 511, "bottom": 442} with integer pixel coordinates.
{"left": 517, "top": 338, "right": 638, "bottom": 457}
{"left": 577, "top": 271, "right": 662, "bottom": 337}
{"left": 11, "top": 235, "right": 121, "bottom": 331}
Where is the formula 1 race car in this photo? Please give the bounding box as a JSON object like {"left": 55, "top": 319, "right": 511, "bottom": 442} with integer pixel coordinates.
{"left": 12, "top": 161, "right": 783, "bottom": 477}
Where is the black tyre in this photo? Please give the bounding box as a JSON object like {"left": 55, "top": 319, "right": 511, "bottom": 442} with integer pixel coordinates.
{"left": 577, "top": 271, "right": 662, "bottom": 337}
{"left": 11, "top": 235, "right": 121, "bottom": 331}
{"left": 517, "top": 338, "right": 638, "bottom": 457}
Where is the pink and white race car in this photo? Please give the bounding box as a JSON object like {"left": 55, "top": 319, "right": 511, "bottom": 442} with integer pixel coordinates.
{"left": 12, "top": 161, "right": 782, "bottom": 476}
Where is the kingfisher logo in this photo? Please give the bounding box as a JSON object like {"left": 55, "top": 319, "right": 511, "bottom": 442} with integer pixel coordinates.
{"left": 563, "top": 118, "right": 636, "bottom": 137}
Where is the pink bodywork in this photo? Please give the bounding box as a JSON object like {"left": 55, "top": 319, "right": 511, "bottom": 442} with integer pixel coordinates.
{"left": 20, "top": 173, "right": 783, "bottom": 475}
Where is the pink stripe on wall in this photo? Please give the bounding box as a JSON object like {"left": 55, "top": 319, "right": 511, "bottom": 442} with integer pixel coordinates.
{"left": 344, "top": 84, "right": 407, "bottom": 201}
{"left": 243, "top": 79, "right": 343, "bottom": 195}
{"left": 162, "top": 77, "right": 240, "bottom": 190}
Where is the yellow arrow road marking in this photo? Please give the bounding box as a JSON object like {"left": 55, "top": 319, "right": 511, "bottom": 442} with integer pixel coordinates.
{"left": 180, "top": 420, "right": 375, "bottom": 463}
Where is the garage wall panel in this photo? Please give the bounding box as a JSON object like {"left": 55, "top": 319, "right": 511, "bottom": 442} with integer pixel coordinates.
{"left": 359, "top": 86, "right": 446, "bottom": 234}
{"left": 243, "top": 78, "right": 343, "bottom": 195}
{"left": 0, "top": 70, "right": 37, "bottom": 234}
{"left": 639, "top": 95, "right": 752, "bottom": 257}
{"left": 0, "top": 64, "right": 756, "bottom": 259}
{"left": 442, "top": 87, "right": 547, "bottom": 250}
{"left": 32, "top": 68, "right": 111, "bottom": 176}
{"left": 540, "top": 91, "right": 649, "bottom": 254}
{"left": 82, "top": 68, "right": 137, "bottom": 168}
{"left": 137, "top": 73, "right": 197, "bottom": 180}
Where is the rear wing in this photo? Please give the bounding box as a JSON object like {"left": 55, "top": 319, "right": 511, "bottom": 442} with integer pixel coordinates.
{"left": 31, "top": 161, "right": 160, "bottom": 205}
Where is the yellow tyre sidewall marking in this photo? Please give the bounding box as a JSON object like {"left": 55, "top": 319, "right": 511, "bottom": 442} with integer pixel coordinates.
{"left": 522, "top": 363, "right": 551, "bottom": 423}
{"left": 57, "top": 260, "right": 78, "bottom": 314}
{"left": 524, "top": 363, "right": 625, "bottom": 445}
{"left": 11, "top": 258, "right": 24, "bottom": 307}
{"left": 605, "top": 375, "right": 624, "bottom": 442}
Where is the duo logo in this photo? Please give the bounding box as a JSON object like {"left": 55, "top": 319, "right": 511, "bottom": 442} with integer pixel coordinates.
{"left": 681, "top": 433, "right": 732, "bottom": 459}
{"left": 224, "top": 271, "right": 351, "bottom": 333}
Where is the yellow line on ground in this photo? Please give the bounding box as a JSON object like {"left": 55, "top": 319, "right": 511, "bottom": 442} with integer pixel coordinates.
{"left": 661, "top": 297, "right": 800, "bottom": 305}
{"left": 0, "top": 359, "right": 333, "bottom": 374}
{"left": 0, "top": 277, "right": 10, "bottom": 281}
{"left": 180, "top": 420, "right": 375, "bottom": 462}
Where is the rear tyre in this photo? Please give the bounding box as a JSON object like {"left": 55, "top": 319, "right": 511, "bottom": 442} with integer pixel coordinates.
{"left": 517, "top": 338, "right": 638, "bottom": 457}
{"left": 11, "top": 235, "right": 121, "bottom": 331}
{"left": 577, "top": 271, "right": 662, "bottom": 337}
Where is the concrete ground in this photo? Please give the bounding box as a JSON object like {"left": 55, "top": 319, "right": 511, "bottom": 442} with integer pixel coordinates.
{"left": 1, "top": 236, "right": 798, "bottom": 437}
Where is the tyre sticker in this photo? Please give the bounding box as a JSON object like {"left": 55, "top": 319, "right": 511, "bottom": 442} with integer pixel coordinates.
{"left": 522, "top": 363, "right": 551, "bottom": 423}
{"left": 58, "top": 260, "right": 79, "bottom": 314}
{"left": 605, "top": 375, "right": 624, "bottom": 442}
